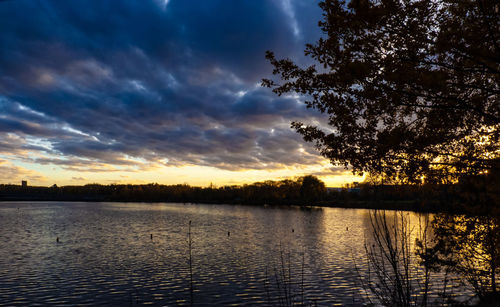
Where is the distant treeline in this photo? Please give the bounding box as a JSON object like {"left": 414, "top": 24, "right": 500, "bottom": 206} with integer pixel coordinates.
{"left": 0, "top": 174, "right": 497, "bottom": 213}
{"left": 0, "top": 176, "right": 326, "bottom": 205}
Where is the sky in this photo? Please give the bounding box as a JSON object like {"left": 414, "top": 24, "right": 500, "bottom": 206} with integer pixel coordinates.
{"left": 0, "top": 0, "right": 363, "bottom": 187}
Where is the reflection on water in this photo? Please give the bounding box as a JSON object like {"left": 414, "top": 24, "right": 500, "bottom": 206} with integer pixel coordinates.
{"left": 431, "top": 214, "right": 500, "bottom": 299}
{"left": 0, "top": 202, "right": 472, "bottom": 305}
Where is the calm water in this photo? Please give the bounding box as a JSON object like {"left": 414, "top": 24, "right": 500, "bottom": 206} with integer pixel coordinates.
{"left": 0, "top": 202, "right": 465, "bottom": 306}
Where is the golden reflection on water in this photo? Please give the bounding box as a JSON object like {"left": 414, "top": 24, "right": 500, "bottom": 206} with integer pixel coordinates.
{"left": 0, "top": 202, "right": 482, "bottom": 305}
{"left": 431, "top": 214, "right": 500, "bottom": 296}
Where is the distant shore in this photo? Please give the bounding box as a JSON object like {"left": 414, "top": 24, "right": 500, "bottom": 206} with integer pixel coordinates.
{"left": 0, "top": 195, "right": 447, "bottom": 214}
{"left": 0, "top": 178, "right": 493, "bottom": 215}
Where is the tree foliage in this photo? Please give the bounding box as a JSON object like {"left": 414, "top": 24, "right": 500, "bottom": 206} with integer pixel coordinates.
{"left": 263, "top": 0, "right": 500, "bottom": 183}
{"left": 299, "top": 175, "right": 327, "bottom": 202}
{"left": 0, "top": 176, "right": 327, "bottom": 206}
{"left": 429, "top": 214, "right": 499, "bottom": 299}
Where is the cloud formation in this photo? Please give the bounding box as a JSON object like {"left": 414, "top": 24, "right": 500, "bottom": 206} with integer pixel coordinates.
{"left": 0, "top": 0, "right": 340, "bottom": 180}
{"left": 0, "top": 159, "right": 47, "bottom": 183}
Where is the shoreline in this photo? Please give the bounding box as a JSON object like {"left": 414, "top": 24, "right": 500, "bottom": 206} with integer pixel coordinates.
{"left": 0, "top": 197, "right": 447, "bottom": 214}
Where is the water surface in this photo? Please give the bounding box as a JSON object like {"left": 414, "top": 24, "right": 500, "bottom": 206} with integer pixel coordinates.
{"left": 0, "top": 202, "right": 464, "bottom": 305}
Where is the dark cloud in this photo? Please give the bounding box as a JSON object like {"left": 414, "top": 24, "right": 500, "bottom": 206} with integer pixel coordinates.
{"left": 0, "top": 0, "right": 327, "bottom": 173}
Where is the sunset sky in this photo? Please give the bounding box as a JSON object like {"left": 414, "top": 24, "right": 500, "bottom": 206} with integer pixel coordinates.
{"left": 0, "top": 0, "right": 363, "bottom": 187}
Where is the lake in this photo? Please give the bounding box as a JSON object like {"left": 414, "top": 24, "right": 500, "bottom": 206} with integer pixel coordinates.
{"left": 0, "top": 202, "right": 468, "bottom": 306}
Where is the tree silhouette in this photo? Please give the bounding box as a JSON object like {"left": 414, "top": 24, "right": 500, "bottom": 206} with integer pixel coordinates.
{"left": 429, "top": 214, "right": 499, "bottom": 300}
{"left": 300, "top": 175, "right": 327, "bottom": 203}
{"left": 263, "top": 0, "right": 499, "bottom": 183}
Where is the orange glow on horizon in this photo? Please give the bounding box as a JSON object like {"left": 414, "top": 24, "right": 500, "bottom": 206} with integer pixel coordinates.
{"left": 0, "top": 158, "right": 364, "bottom": 188}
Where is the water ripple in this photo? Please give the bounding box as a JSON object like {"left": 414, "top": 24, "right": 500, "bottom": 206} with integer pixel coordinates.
{"left": 0, "top": 202, "right": 471, "bottom": 306}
